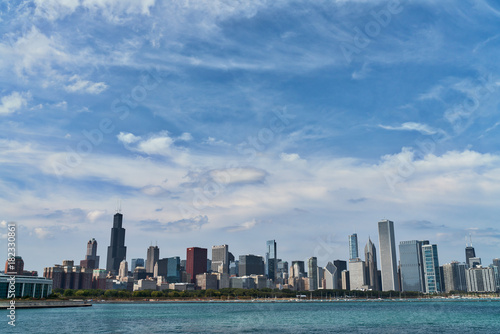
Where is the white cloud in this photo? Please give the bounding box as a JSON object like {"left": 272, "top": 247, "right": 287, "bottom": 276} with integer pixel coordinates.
{"left": 177, "top": 132, "right": 193, "bottom": 141}
{"left": 117, "top": 132, "right": 141, "bottom": 144}
{"left": 379, "top": 122, "right": 441, "bottom": 135}
{"left": 34, "top": 227, "right": 53, "bottom": 239}
{"left": 65, "top": 75, "right": 108, "bottom": 94}
{"left": 86, "top": 210, "right": 106, "bottom": 222}
{"left": 0, "top": 91, "right": 30, "bottom": 115}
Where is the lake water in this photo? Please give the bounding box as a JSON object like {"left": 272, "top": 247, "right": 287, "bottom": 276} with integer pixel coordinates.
{"left": 4, "top": 300, "right": 500, "bottom": 333}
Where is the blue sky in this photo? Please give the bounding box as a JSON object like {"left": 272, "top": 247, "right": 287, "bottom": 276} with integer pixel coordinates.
{"left": 1, "top": 0, "right": 500, "bottom": 274}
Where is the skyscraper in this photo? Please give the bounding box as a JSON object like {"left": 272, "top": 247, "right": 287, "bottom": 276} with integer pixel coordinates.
{"left": 442, "top": 261, "right": 467, "bottom": 292}
{"left": 119, "top": 260, "right": 128, "bottom": 279}
{"left": 290, "top": 261, "right": 306, "bottom": 278}
{"left": 308, "top": 257, "right": 318, "bottom": 291}
{"left": 333, "top": 260, "right": 347, "bottom": 290}
{"left": 422, "top": 244, "right": 441, "bottom": 293}
{"left": 348, "top": 233, "right": 359, "bottom": 260}
{"left": 106, "top": 213, "right": 127, "bottom": 274}
{"left": 364, "top": 237, "right": 380, "bottom": 290}
{"left": 465, "top": 235, "right": 475, "bottom": 268}
{"left": 146, "top": 245, "right": 160, "bottom": 273}
{"left": 80, "top": 238, "right": 100, "bottom": 269}
{"left": 266, "top": 240, "right": 277, "bottom": 281}
{"left": 324, "top": 262, "right": 337, "bottom": 289}
{"left": 349, "top": 259, "right": 366, "bottom": 290}
{"left": 399, "top": 240, "right": 427, "bottom": 292}
{"left": 239, "top": 255, "right": 265, "bottom": 276}
{"left": 378, "top": 219, "right": 399, "bottom": 291}
{"left": 186, "top": 247, "right": 207, "bottom": 283}
{"left": 211, "top": 244, "right": 229, "bottom": 274}
{"left": 131, "top": 258, "right": 144, "bottom": 272}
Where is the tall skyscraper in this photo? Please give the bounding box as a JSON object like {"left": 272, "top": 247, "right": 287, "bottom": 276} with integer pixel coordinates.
{"left": 399, "top": 240, "right": 427, "bottom": 292}
{"left": 146, "top": 245, "right": 160, "bottom": 273}
{"left": 422, "top": 244, "right": 441, "bottom": 293}
{"left": 211, "top": 244, "right": 229, "bottom": 274}
{"left": 348, "top": 233, "right": 359, "bottom": 260}
{"left": 364, "top": 237, "right": 380, "bottom": 290}
{"left": 378, "top": 219, "right": 399, "bottom": 291}
{"left": 308, "top": 257, "right": 318, "bottom": 291}
{"left": 186, "top": 247, "right": 207, "bottom": 283}
{"left": 239, "top": 255, "right": 265, "bottom": 276}
{"left": 106, "top": 213, "right": 127, "bottom": 274}
{"left": 266, "top": 240, "right": 277, "bottom": 281}
{"left": 465, "top": 234, "right": 476, "bottom": 268}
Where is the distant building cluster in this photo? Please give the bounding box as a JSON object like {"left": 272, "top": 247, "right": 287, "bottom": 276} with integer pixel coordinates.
{"left": 2, "top": 213, "right": 499, "bottom": 297}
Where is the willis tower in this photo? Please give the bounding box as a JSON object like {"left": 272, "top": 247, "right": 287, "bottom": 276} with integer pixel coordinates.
{"left": 106, "top": 212, "right": 127, "bottom": 274}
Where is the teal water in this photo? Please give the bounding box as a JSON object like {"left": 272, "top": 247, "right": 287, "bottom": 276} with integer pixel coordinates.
{"left": 4, "top": 300, "right": 500, "bottom": 333}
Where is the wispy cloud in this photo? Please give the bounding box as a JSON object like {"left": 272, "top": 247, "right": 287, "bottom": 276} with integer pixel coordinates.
{"left": 379, "top": 122, "right": 442, "bottom": 135}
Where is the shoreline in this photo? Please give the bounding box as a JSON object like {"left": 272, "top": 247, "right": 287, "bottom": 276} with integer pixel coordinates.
{"left": 3, "top": 296, "right": 499, "bottom": 308}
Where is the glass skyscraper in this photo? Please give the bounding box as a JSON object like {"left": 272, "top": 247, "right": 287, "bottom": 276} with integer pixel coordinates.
{"left": 422, "top": 244, "right": 441, "bottom": 293}
{"left": 265, "top": 240, "right": 277, "bottom": 281}
{"left": 399, "top": 240, "right": 427, "bottom": 292}
{"left": 308, "top": 257, "right": 318, "bottom": 291}
{"left": 348, "top": 233, "right": 359, "bottom": 260}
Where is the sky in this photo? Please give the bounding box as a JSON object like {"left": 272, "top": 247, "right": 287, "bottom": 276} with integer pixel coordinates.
{"left": 1, "top": 0, "right": 500, "bottom": 275}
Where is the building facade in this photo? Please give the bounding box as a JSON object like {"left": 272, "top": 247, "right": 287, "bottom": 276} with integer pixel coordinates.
{"left": 106, "top": 213, "right": 127, "bottom": 274}
{"left": 399, "top": 240, "right": 427, "bottom": 292}
{"left": 378, "top": 219, "right": 399, "bottom": 291}
{"left": 186, "top": 247, "right": 207, "bottom": 283}
{"left": 422, "top": 244, "right": 441, "bottom": 293}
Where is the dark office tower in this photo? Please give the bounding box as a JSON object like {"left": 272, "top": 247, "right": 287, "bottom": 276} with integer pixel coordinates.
{"left": 186, "top": 247, "right": 207, "bottom": 283}
{"left": 146, "top": 245, "right": 160, "bottom": 274}
{"left": 465, "top": 234, "right": 475, "bottom": 268}
{"left": 266, "top": 240, "right": 277, "bottom": 281}
{"left": 81, "top": 238, "right": 100, "bottom": 269}
{"left": 211, "top": 245, "right": 229, "bottom": 274}
{"left": 365, "top": 238, "right": 380, "bottom": 291}
{"left": 239, "top": 255, "right": 265, "bottom": 276}
{"left": 399, "top": 240, "right": 426, "bottom": 292}
{"left": 228, "top": 252, "right": 235, "bottom": 263}
{"left": 308, "top": 257, "right": 318, "bottom": 291}
{"left": 378, "top": 219, "right": 399, "bottom": 291}
{"left": 349, "top": 233, "right": 359, "bottom": 260}
{"left": 334, "top": 260, "right": 347, "bottom": 290}
{"left": 106, "top": 213, "right": 127, "bottom": 274}
{"left": 493, "top": 259, "right": 500, "bottom": 268}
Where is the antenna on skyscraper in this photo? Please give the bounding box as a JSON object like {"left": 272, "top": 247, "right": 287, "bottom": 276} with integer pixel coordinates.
{"left": 469, "top": 233, "right": 473, "bottom": 247}
{"left": 465, "top": 235, "right": 468, "bottom": 247}
{"left": 116, "top": 199, "right": 122, "bottom": 213}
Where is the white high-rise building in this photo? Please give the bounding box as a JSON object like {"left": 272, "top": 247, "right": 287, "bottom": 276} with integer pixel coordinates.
{"left": 324, "top": 262, "right": 337, "bottom": 290}
{"left": 119, "top": 260, "right": 128, "bottom": 280}
{"left": 378, "top": 219, "right": 399, "bottom": 291}
{"left": 211, "top": 245, "right": 229, "bottom": 274}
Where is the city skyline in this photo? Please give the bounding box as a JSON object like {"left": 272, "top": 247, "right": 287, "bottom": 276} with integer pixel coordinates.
{"left": 2, "top": 1, "right": 500, "bottom": 277}
{"left": 28, "top": 212, "right": 500, "bottom": 281}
